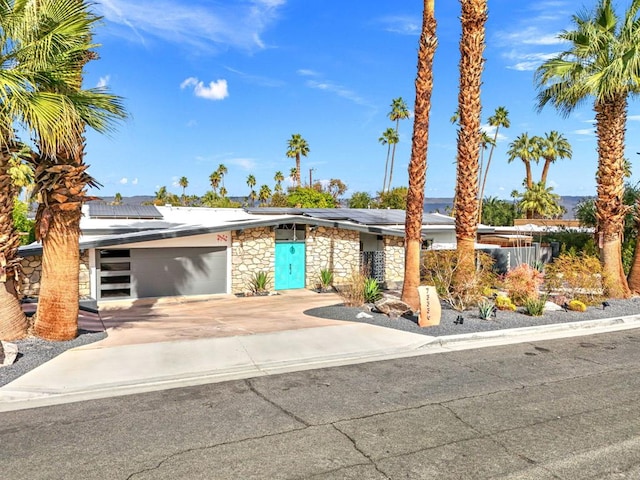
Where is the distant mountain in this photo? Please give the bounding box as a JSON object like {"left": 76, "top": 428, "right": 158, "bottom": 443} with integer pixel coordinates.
{"left": 422, "top": 196, "right": 591, "bottom": 219}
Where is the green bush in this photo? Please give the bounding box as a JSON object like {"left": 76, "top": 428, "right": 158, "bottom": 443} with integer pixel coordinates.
{"left": 544, "top": 252, "right": 606, "bottom": 305}
{"left": 319, "top": 268, "right": 334, "bottom": 289}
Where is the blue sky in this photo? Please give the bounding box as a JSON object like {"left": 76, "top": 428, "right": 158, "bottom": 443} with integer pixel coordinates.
{"left": 83, "top": 0, "right": 640, "bottom": 200}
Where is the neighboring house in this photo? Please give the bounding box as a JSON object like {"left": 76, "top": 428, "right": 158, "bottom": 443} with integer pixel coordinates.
{"left": 18, "top": 205, "right": 491, "bottom": 303}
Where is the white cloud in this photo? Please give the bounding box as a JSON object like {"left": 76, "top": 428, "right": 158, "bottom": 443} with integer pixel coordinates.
{"left": 573, "top": 128, "right": 595, "bottom": 136}
{"left": 96, "top": 0, "right": 285, "bottom": 53}
{"left": 504, "top": 52, "right": 559, "bottom": 71}
{"left": 306, "top": 79, "right": 373, "bottom": 108}
{"left": 297, "top": 69, "right": 319, "bottom": 77}
{"left": 376, "top": 15, "right": 420, "bottom": 35}
{"left": 628, "top": 115, "right": 640, "bottom": 122}
{"left": 181, "top": 77, "right": 229, "bottom": 101}
{"left": 97, "top": 75, "right": 110, "bottom": 88}
{"left": 228, "top": 158, "right": 257, "bottom": 170}
{"left": 119, "top": 177, "right": 128, "bottom": 184}
{"left": 132, "top": 178, "right": 139, "bottom": 185}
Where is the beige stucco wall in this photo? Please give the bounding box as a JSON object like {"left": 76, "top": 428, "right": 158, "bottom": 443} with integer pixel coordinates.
{"left": 20, "top": 250, "right": 91, "bottom": 298}
{"left": 306, "top": 226, "right": 360, "bottom": 287}
{"left": 231, "top": 227, "right": 275, "bottom": 294}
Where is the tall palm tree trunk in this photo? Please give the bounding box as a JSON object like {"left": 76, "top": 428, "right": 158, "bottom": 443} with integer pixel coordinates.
{"left": 387, "top": 121, "right": 399, "bottom": 192}
{"left": 34, "top": 205, "right": 81, "bottom": 340}
{"left": 0, "top": 148, "right": 28, "bottom": 340}
{"left": 295, "top": 154, "right": 301, "bottom": 187}
{"left": 627, "top": 199, "right": 640, "bottom": 293}
{"left": 382, "top": 144, "right": 391, "bottom": 193}
{"left": 454, "top": 0, "right": 486, "bottom": 278}
{"left": 33, "top": 145, "right": 91, "bottom": 341}
{"left": 477, "top": 128, "right": 500, "bottom": 222}
{"left": 401, "top": 0, "right": 437, "bottom": 311}
{"left": 540, "top": 158, "right": 552, "bottom": 185}
{"left": 594, "top": 97, "right": 630, "bottom": 298}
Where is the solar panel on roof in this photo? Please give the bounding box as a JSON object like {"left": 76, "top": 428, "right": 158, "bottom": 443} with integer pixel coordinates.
{"left": 88, "top": 203, "right": 163, "bottom": 219}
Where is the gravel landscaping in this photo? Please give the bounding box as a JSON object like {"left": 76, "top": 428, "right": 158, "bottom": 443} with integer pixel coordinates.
{"left": 305, "top": 296, "right": 640, "bottom": 338}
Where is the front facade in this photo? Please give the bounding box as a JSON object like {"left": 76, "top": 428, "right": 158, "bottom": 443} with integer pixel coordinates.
{"left": 19, "top": 206, "right": 462, "bottom": 302}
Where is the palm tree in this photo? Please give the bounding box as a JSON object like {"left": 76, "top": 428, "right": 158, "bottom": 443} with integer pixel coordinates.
{"left": 178, "top": 176, "right": 188, "bottom": 197}
{"left": 286, "top": 134, "right": 309, "bottom": 187}
{"left": 4, "top": 0, "right": 126, "bottom": 340}
{"left": 216, "top": 164, "right": 227, "bottom": 188}
{"left": 478, "top": 106, "right": 510, "bottom": 222}
{"left": 112, "top": 192, "right": 123, "bottom": 205}
{"left": 274, "top": 170, "right": 285, "bottom": 193}
{"left": 209, "top": 171, "right": 221, "bottom": 195}
{"left": 477, "top": 131, "right": 495, "bottom": 193}
{"left": 517, "top": 182, "right": 564, "bottom": 219}
{"left": 539, "top": 131, "right": 572, "bottom": 186}
{"left": 379, "top": 127, "right": 398, "bottom": 193}
{"left": 289, "top": 167, "right": 297, "bottom": 185}
{"left": 219, "top": 185, "right": 227, "bottom": 198}
{"left": 535, "top": 0, "right": 640, "bottom": 298}
{"left": 258, "top": 185, "right": 272, "bottom": 206}
{"left": 507, "top": 133, "right": 541, "bottom": 190}
{"left": 401, "top": 0, "right": 437, "bottom": 311}
{"left": 387, "top": 97, "right": 410, "bottom": 191}
{"left": 453, "top": 0, "right": 488, "bottom": 278}
{"left": 246, "top": 174, "right": 256, "bottom": 206}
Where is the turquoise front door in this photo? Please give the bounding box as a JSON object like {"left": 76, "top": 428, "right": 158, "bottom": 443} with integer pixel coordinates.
{"left": 275, "top": 242, "right": 306, "bottom": 290}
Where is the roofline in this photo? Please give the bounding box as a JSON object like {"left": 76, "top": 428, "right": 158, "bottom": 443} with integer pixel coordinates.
{"left": 18, "top": 215, "right": 416, "bottom": 256}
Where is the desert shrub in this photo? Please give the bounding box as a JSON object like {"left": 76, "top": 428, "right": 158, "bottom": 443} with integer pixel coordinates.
{"left": 421, "top": 250, "right": 497, "bottom": 311}
{"left": 544, "top": 252, "right": 607, "bottom": 305}
{"left": 567, "top": 299, "right": 587, "bottom": 312}
{"left": 338, "top": 270, "right": 367, "bottom": 306}
{"left": 248, "top": 271, "right": 271, "bottom": 294}
{"left": 523, "top": 296, "right": 547, "bottom": 316}
{"left": 495, "top": 295, "right": 516, "bottom": 311}
{"left": 363, "top": 277, "right": 382, "bottom": 303}
{"left": 477, "top": 299, "right": 495, "bottom": 320}
{"left": 502, "top": 263, "right": 544, "bottom": 305}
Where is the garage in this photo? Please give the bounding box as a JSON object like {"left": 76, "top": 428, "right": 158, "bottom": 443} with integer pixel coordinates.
{"left": 97, "top": 247, "right": 228, "bottom": 300}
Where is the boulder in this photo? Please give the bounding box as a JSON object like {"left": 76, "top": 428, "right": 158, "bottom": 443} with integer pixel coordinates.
{"left": 374, "top": 297, "right": 413, "bottom": 319}
{"left": 0, "top": 341, "right": 18, "bottom": 367}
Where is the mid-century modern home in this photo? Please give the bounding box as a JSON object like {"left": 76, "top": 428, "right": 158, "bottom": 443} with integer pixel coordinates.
{"left": 18, "top": 204, "right": 495, "bottom": 303}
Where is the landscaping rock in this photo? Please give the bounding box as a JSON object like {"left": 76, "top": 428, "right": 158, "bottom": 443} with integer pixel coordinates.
{"left": 374, "top": 297, "right": 413, "bottom": 319}
{"left": 544, "top": 301, "right": 563, "bottom": 312}
{"left": 0, "top": 341, "right": 18, "bottom": 367}
{"left": 356, "top": 311, "right": 373, "bottom": 319}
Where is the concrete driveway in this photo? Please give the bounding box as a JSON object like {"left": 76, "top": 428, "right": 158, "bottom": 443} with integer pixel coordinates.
{"left": 89, "top": 289, "right": 346, "bottom": 347}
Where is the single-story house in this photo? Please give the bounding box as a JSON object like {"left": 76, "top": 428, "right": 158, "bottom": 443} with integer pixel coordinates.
{"left": 18, "top": 205, "right": 495, "bottom": 303}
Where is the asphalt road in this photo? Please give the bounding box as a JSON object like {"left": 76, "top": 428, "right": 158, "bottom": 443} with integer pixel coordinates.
{"left": 2, "top": 330, "right": 640, "bottom": 479}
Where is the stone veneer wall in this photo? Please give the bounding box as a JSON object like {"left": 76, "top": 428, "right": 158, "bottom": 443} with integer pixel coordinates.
{"left": 231, "top": 227, "right": 275, "bottom": 294}
{"left": 20, "top": 250, "right": 91, "bottom": 297}
{"left": 383, "top": 236, "right": 405, "bottom": 288}
{"left": 306, "top": 226, "right": 360, "bottom": 287}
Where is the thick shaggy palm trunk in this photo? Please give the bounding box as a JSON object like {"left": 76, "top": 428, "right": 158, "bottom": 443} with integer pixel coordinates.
{"left": 454, "top": 0, "right": 486, "bottom": 278}
{"left": 33, "top": 206, "right": 81, "bottom": 340}
{"left": 594, "top": 97, "right": 630, "bottom": 298}
{"left": 402, "top": 0, "right": 437, "bottom": 311}
{"left": 0, "top": 151, "right": 28, "bottom": 340}
{"left": 626, "top": 201, "right": 640, "bottom": 293}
